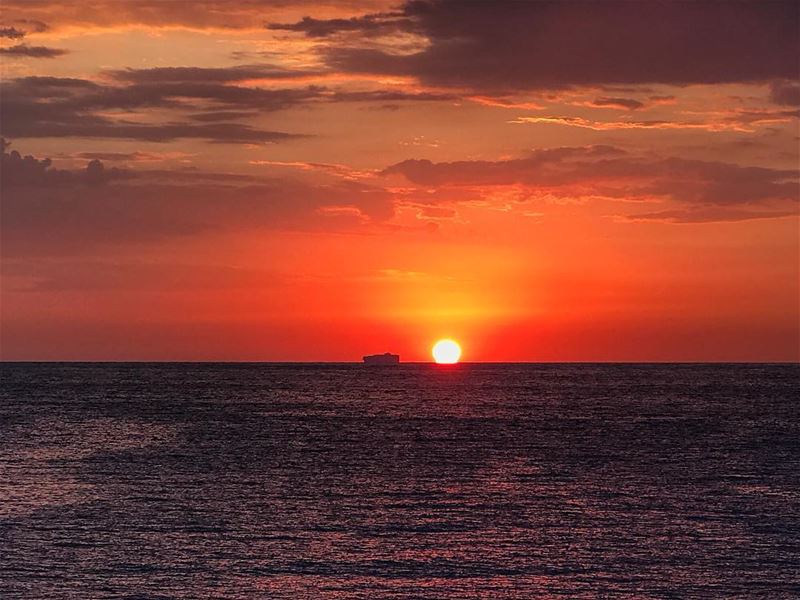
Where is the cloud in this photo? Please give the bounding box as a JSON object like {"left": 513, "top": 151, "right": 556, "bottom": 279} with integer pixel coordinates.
{"left": 0, "top": 19, "right": 48, "bottom": 39}
{"left": 0, "top": 76, "right": 309, "bottom": 143}
{"left": 0, "top": 1, "right": 368, "bottom": 32}
{"left": 11, "top": 19, "right": 48, "bottom": 33}
{"left": 329, "top": 89, "right": 457, "bottom": 103}
{"left": 1, "top": 144, "right": 397, "bottom": 256}
{"left": 383, "top": 145, "right": 627, "bottom": 186}
{"left": 267, "top": 12, "right": 413, "bottom": 38}
{"left": 770, "top": 80, "right": 800, "bottom": 106}
{"left": 415, "top": 205, "right": 456, "bottom": 218}
{"left": 590, "top": 97, "right": 645, "bottom": 111}
{"left": 108, "top": 65, "right": 322, "bottom": 83}
{"left": 0, "top": 71, "right": 459, "bottom": 143}
{"left": 511, "top": 110, "right": 799, "bottom": 132}
{"left": 1, "top": 142, "right": 131, "bottom": 185}
{"left": 3, "top": 0, "right": 797, "bottom": 97}
{"left": 315, "top": 0, "right": 799, "bottom": 91}
{"left": 0, "top": 27, "right": 25, "bottom": 39}
{"left": 466, "top": 96, "right": 545, "bottom": 110}
{"left": 0, "top": 44, "right": 68, "bottom": 58}
{"left": 73, "top": 151, "right": 191, "bottom": 162}
{"left": 2, "top": 117, "right": 303, "bottom": 144}
{"left": 383, "top": 146, "right": 800, "bottom": 216}
{"left": 188, "top": 110, "right": 258, "bottom": 122}
{"left": 248, "top": 159, "right": 373, "bottom": 180}
{"left": 105, "top": 67, "right": 455, "bottom": 105}
{"left": 581, "top": 95, "right": 676, "bottom": 111}
{"left": 626, "top": 208, "right": 799, "bottom": 224}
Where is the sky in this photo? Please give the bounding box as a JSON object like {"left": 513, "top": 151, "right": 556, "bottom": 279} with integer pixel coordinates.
{"left": 0, "top": 0, "right": 798, "bottom": 362}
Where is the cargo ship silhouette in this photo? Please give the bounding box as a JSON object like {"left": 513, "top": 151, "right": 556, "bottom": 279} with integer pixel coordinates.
{"left": 362, "top": 352, "right": 400, "bottom": 365}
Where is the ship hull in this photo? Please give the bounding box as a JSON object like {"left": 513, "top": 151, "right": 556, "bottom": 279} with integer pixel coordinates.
{"left": 362, "top": 353, "right": 400, "bottom": 365}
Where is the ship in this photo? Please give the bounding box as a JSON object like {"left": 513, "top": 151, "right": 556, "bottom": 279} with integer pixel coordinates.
{"left": 362, "top": 352, "right": 400, "bottom": 365}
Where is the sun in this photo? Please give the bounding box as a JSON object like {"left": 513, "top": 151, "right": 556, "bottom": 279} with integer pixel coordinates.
{"left": 432, "top": 339, "right": 462, "bottom": 364}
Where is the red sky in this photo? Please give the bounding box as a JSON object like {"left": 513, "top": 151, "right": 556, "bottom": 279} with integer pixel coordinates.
{"left": 1, "top": 0, "right": 798, "bottom": 361}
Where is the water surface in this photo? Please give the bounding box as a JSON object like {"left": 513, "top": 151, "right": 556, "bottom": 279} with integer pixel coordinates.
{"left": 1, "top": 363, "right": 798, "bottom": 598}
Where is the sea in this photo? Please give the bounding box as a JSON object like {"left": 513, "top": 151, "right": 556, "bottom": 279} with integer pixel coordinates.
{"left": 1, "top": 362, "right": 798, "bottom": 598}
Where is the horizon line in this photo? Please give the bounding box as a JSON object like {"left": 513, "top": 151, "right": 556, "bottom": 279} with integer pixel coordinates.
{"left": 1, "top": 360, "right": 798, "bottom": 365}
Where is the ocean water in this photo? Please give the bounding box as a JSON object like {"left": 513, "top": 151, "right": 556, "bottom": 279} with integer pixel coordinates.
{"left": 1, "top": 363, "right": 798, "bottom": 598}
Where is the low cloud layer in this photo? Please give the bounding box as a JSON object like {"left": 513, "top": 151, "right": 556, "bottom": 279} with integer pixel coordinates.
{"left": 385, "top": 145, "right": 799, "bottom": 222}
{"left": 4, "top": 139, "right": 797, "bottom": 261}
{"left": 1, "top": 144, "right": 396, "bottom": 256}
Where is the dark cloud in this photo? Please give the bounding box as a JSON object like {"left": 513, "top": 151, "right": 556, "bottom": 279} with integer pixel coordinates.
{"left": 2, "top": 116, "right": 303, "bottom": 144}
{"left": 770, "top": 80, "right": 800, "bottom": 106}
{"left": 590, "top": 97, "right": 645, "bottom": 111}
{"left": 1, "top": 143, "right": 131, "bottom": 186}
{"left": 642, "top": 158, "right": 799, "bottom": 206}
{"left": 189, "top": 111, "right": 259, "bottom": 122}
{"left": 108, "top": 65, "right": 321, "bottom": 83}
{"left": 1, "top": 145, "right": 396, "bottom": 256}
{"left": 0, "top": 18, "right": 48, "bottom": 38}
{"left": 12, "top": 76, "right": 99, "bottom": 89}
{"left": 317, "top": 0, "right": 799, "bottom": 91}
{"left": 12, "top": 19, "right": 48, "bottom": 33}
{"left": 0, "top": 77, "right": 309, "bottom": 143}
{"left": 0, "top": 44, "right": 68, "bottom": 58}
{"left": 104, "top": 68, "right": 456, "bottom": 105}
{"left": 70, "top": 80, "right": 322, "bottom": 112}
{"left": 0, "top": 27, "right": 25, "bottom": 39}
{"left": 383, "top": 146, "right": 627, "bottom": 186}
{"left": 384, "top": 146, "right": 800, "bottom": 213}
{"left": 0, "top": 73, "right": 457, "bottom": 143}
{"left": 74, "top": 151, "right": 169, "bottom": 162}
{"left": 267, "top": 12, "right": 413, "bottom": 38}
{"left": 363, "top": 103, "right": 402, "bottom": 111}
{"left": 331, "top": 89, "right": 457, "bottom": 103}
{"left": 0, "top": 1, "right": 330, "bottom": 31}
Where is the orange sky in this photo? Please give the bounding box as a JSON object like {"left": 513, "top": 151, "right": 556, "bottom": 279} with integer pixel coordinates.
{"left": 1, "top": 0, "right": 798, "bottom": 361}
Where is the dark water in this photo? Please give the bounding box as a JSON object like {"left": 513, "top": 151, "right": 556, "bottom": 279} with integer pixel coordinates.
{"left": 1, "top": 363, "right": 798, "bottom": 598}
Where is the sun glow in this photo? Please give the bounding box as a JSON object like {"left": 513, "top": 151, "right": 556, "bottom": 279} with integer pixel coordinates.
{"left": 432, "top": 339, "right": 462, "bottom": 364}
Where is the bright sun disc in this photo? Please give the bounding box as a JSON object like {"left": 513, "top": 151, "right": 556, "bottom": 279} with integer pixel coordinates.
{"left": 432, "top": 339, "right": 461, "bottom": 364}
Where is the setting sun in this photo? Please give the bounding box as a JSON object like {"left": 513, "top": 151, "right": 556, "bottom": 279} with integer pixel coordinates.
{"left": 432, "top": 339, "right": 462, "bottom": 364}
